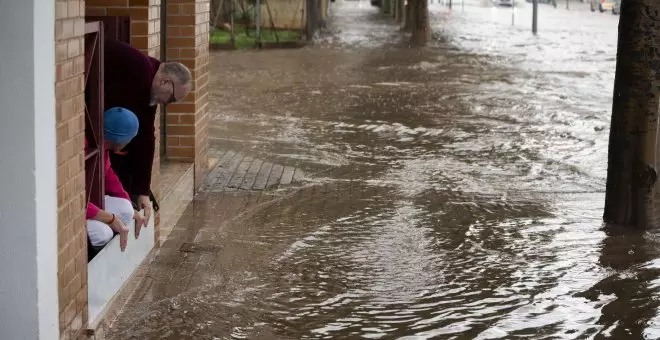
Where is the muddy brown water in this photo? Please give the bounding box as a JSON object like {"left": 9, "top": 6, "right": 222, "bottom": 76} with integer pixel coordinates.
{"left": 107, "top": 1, "right": 660, "bottom": 339}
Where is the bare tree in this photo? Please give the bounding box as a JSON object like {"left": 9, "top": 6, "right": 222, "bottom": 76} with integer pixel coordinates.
{"left": 410, "top": 0, "right": 431, "bottom": 45}
{"left": 403, "top": 0, "right": 414, "bottom": 31}
{"left": 393, "top": 0, "right": 399, "bottom": 19}
{"left": 604, "top": 0, "right": 660, "bottom": 228}
{"left": 396, "top": 0, "right": 405, "bottom": 23}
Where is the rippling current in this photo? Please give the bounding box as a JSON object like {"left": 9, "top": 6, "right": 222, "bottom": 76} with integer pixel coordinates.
{"left": 110, "top": 0, "right": 660, "bottom": 339}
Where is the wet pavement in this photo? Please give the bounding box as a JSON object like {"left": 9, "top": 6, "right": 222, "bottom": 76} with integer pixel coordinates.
{"left": 106, "top": 1, "right": 660, "bottom": 339}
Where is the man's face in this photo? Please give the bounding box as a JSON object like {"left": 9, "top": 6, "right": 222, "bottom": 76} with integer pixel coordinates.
{"left": 151, "top": 77, "right": 190, "bottom": 106}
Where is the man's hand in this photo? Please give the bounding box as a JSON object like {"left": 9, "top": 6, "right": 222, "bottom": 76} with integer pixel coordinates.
{"left": 138, "top": 195, "right": 152, "bottom": 226}
{"left": 134, "top": 210, "right": 146, "bottom": 239}
{"left": 109, "top": 217, "right": 130, "bottom": 252}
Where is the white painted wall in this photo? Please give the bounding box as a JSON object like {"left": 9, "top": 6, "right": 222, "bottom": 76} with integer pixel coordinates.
{"left": 0, "top": 0, "right": 59, "bottom": 338}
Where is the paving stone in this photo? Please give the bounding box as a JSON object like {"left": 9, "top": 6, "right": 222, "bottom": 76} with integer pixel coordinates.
{"left": 253, "top": 162, "right": 274, "bottom": 190}
{"left": 217, "top": 150, "right": 236, "bottom": 167}
{"left": 280, "top": 166, "right": 295, "bottom": 185}
{"left": 199, "top": 166, "right": 224, "bottom": 193}
{"left": 293, "top": 168, "right": 304, "bottom": 183}
{"left": 240, "top": 158, "right": 264, "bottom": 190}
{"left": 226, "top": 156, "right": 254, "bottom": 189}
{"left": 211, "top": 152, "right": 244, "bottom": 192}
{"left": 212, "top": 148, "right": 227, "bottom": 157}
{"left": 201, "top": 149, "right": 306, "bottom": 193}
{"left": 266, "top": 164, "right": 284, "bottom": 188}
{"left": 199, "top": 152, "right": 235, "bottom": 193}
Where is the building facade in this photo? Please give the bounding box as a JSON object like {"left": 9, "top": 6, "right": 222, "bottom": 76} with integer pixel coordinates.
{"left": 0, "top": 0, "right": 211, "bottom": 339}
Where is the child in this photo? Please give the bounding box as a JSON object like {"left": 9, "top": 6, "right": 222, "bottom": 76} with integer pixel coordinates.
{"left": 87, "top": 107, "right": 146, "bottom": 254}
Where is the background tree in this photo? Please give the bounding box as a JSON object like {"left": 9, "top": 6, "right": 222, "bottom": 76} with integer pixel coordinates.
{"left": 396, "top": 0, "right": 405, "bottom": 24}
{"left": 604, "top": 0, "right": 660, "bottom": 228}
{"left": 410, "top": 0, "right": 430, "bottom": 45}
{"left": 403, "top": 0, "right": 414, "bottom": 31}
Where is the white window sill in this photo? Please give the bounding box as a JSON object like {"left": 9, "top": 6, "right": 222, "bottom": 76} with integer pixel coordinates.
{"left": 87, "top": 208, "right": 155, "bottom": 327}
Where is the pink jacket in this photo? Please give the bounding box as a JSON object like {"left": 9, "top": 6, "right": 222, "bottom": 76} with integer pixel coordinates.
{"left": 85, "top": 139, "right": 131, "bottom": 219}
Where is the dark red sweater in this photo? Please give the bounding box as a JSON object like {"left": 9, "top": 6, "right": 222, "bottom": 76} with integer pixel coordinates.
{"left": 104, "top": 40, "right": 161, "bottom": 196}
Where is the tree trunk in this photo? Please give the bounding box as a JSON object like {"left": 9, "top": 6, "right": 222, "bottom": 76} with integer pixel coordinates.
{"left": 403, "top": 0, "right": 414, "bottom": 31}
{"left": 604, "top": 0, "right": 660, "bottom": 228}
{"left": 410, "top": 0, "right": 430, "bottom": 45}
{"left": 396, "top": 0, "right": 405, "bottom": 23}
{"left": 211, "top": 0, "right": 221, "bottom": 27}
{"left": 393, "top": 0, "right": 398, "bottom": 20}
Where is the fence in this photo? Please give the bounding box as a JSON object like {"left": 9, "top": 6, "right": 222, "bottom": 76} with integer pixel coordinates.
{"left": 209, "top": 0, "right": 329, "bottom": 46}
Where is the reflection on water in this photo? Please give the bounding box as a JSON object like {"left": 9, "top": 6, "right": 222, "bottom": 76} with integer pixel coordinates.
{"left": 108, "top": 0, "right": 660, "bottom": 339}
{"left": 242, "top": 189, "right": 605, "bottom": 339}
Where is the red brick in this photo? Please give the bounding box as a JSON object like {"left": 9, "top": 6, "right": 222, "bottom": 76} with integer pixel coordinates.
{"left": 168, "top": 103, "right": 196, "bottom": 113}
{"left": 167, "top": 147, "right": 195, "bottom": 158}
{"left": 85, "top": 7, "right": 107, "bottom": 15}
{"left": 86, "top": 0, "right": 129, "bottom": 6}
{"left": 107, "top": 7, "right": 132, "bottom": 16}
{"left": 131, "top": 36, "right": 149, "bottom": 50}
{"left": 167, "top": 36, "right": 195, "bottom": 48}
{"left": 167, "top": 136, "right": 180, "bottom": 146}
{"left": 167, "top": 15, "right": 196, "bottom": 25}
{"left": 178, "top": 47, "right": 196, "bottom": 58}
{"left": 167, "top": 125, "right": 195, "bottom": 136}
{"left": 132, "top": 21, "right": 149, "bottom": 35}
{"left": 179, "top": 136, "right": 194, "bottom": 146}
{"left": 130, "top": 7, "right": 150, "bottom": 20}
{"left": 129, "top": 0, "right": 152, "bottom": 5}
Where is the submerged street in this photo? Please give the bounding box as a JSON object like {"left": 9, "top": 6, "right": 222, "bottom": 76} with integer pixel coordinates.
{"left": 107, "top": 1, "right": 660, "bottom": 338}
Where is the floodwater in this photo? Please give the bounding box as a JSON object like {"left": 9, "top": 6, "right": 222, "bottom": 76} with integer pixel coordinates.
{"left": 109, "top": 1, "right": 660, "bottom": 339}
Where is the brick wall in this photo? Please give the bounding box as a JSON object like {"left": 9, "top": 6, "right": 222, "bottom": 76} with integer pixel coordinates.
{"left": 55, "top": 0, "right": 88, "bottom": 339}
{"left": 55, "top": 1, "right": 165, "bottom": 337}
{"left": 86, "top": 0, "right": 161, "bottom": 57}
{"left": 86, "top": 0, "right": 210, "bottom": 190}
{"left": 166, "top": 0, "right": 210, "bottom": 188}
{"left": 54, "top": 1, "right": 209, "bottom": 332}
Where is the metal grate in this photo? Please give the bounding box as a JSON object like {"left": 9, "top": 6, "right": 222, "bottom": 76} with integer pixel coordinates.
{"left": 84, "top": 21, "right": 105, "bottom": 210}
{"left": 179, "top": 242, "right": 222, "bottom": 254}
{"left": 83, "top": 16, "right": 131, "bottom": 211}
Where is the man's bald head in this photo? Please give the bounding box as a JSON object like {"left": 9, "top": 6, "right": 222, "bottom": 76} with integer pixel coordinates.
{"left": 162, "top": 62, "right": 192, "bottom": 87}
{"left": 150, "top": 62, "right": 193, "bottom": 106}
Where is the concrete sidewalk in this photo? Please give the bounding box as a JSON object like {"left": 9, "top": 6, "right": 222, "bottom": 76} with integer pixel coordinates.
{"left": 100, "top": 143, "right": 309, "bottom": 337}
